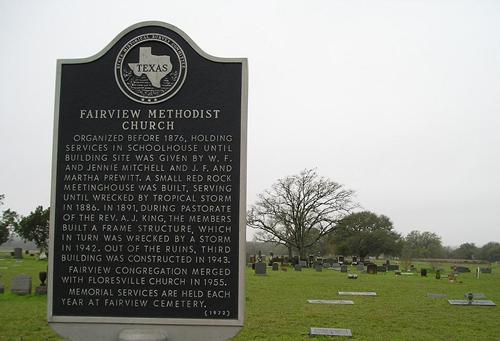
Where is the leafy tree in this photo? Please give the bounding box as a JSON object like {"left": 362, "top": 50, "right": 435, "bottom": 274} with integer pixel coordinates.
{"left": 247, "top": 169, "right": 357, "bottom": 258}
{"left": 479, "top": 242, "right": 500, "bottom": 262}
{"left": 0, "top": 194, "right": 19, "bottom": 245}
{"left": 451, "top": 242, "right": 479, "bottom": 260}
{"left": 14, "top": 206, "right": 50, "bottom": 252}
{"left": 402, "top": 230, "right": 444, "bottom": 258}
{"left": 330, "top": 211, "right": 403, "bottom": 258}
{"left": 0, "top": 209, "right": 19, "bottom": 245}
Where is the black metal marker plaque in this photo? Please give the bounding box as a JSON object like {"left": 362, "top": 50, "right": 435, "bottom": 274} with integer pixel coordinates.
{"left": 48, "top": 22, "right": 247, "bottom": 327}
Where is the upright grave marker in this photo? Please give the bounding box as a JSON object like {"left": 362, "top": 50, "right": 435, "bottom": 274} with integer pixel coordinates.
{"left": 48, "top": 21, "right": 247, "bottom": 341}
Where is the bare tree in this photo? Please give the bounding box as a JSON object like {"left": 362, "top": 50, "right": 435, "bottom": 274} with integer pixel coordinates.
{"left": 247, "top": 169, "right": 358, "bottom": 259}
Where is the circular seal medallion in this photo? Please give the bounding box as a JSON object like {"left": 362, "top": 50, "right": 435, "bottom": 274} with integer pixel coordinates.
{"left": 115, "top": 33, "right": 187, "bottom": 104}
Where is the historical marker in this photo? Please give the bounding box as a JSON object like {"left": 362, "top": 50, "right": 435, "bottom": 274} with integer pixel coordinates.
{"left": 48, "top": 21, "right": 247, "bottom": 341}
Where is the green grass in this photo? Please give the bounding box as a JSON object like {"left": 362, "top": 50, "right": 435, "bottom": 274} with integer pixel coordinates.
{"left": 0, "top": 254, "right": 499, "bottom": 340}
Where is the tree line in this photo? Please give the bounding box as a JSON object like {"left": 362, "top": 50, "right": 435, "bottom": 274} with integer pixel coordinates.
{"left": 2, "top": 169, "right": 499, "bottom": 263}
{"left": 247, "top": 169, "right": 500, "bottom": 262}
{"left": 0, "top": 194, "right": 50, "bottom": 252}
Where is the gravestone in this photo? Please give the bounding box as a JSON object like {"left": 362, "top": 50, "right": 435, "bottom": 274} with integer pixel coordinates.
{"left": 308, "top": 300, "right": 354, "bottom": 305}
{"left": 323, "top": 262, "right": 331, "bottom": 268}
{"left": 332, "top": 262, "right": 341, "bottom": 270}
{"left": 356, "top": 263, "right": 365, "bottom": 271}
{"left": 315, "top": 263, "right": 323, "bottom": 272}
{"left": 448, "top": 300, "right": 496, "bottom": 306}
{"left": 255, "top": 262, "right": 266, "bottom": 275}
{"left": 11, "top": 275, "right": 32, "bottom": 295}
{"left": 299, "top": 260, "right": 307, "bottom": 268}
{"left": 421, "top": 269, "right": 427, "bottom": 277}
{"left": 48, "top": 21, "right": 247, "bottom": 341}
{"left": 35, "top": 271, "right": 48, "bottom": 295}
{"left": 0, "top": 283, "right": 4, "bottom": 294}
{"left": 387, "top": 264, "right": 399, "bottom": 271}
{"left": 310, "top": 328, "right": 352, "bottom": 337}
{"left": 338, "top": 256, "right": 345, "bottom": 264}
{"left": 377, "top": 266, "right": 387, "bottom": 273}
{"left": 338, "top": 291, "right": 377, "bottom": 296}
{"left": 367, "top": 263, "right": 377, "bottom": 275}
{"left": 14, "top": 248, "right": 23, "bottom": 259}
{"left": 480, "top": 268, "right": 492, "bottom": 274}
{"left": 272, "top": 262, "right": 279, "bottom": 271}
{"left": 464, "top": 293, "right": 486, "bottom": 299}
{"left": 340, "top": 265, "right": 348, "bottom": 273}
{"left": 427, "top": 293, "right": 447, "bottom": 299}
{"left": 295, "top": 264, "right": 302, "bottom": 271}
{"left": 455, "top": 266, "right": 470, "bottom": 273}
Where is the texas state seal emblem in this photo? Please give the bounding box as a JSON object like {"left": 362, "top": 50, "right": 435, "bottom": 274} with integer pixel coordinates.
{"left": 115, "top": 33, "right": 187, "bottom": 104}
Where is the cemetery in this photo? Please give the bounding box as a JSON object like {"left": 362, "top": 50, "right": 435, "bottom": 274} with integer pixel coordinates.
{"left": 0, "top": 252, "right": 499, "bottom": 340}
{"left": 1, "top": 12, "right": 500, "bottom": 341}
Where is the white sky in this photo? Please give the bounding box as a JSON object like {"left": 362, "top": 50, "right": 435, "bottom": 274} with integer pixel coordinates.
{"left": 1, "top": 0, "right": 499, "bottom": 247}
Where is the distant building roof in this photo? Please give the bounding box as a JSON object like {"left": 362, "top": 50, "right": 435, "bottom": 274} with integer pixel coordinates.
{"left": 0, "top": 237, "right": 37, "bottom": 251}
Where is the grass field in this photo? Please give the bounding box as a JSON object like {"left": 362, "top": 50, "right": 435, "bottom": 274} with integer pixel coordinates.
{"left": 0, "top": 254, "right": 499, "bottom": 340}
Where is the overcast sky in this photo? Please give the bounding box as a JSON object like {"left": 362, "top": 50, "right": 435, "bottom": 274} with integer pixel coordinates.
{"left": 1, "top": 0, "right": 499, "bottom": 247}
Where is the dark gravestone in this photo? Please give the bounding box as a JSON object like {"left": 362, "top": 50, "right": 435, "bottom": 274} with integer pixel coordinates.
{"left": 455, "top": 266, "right": 470, "bottom": 273}
{"left": 35, "top": 271, "right": 48, "bottom": 295}
{"left": 377, "top": 266, "right": 387, "bottom": 273}
{"left": 11, "top": 275, "right": 32, "bottom": 295}
{"left": 255, "top": 263, "right": 266, "bottom": 275}
{"left": 272, "top": 262, "right": 279, "bottom": 271}
{"left": 323, "top": 262, "right": 331, "bottom": 268}
{"left": 340, "top": 265, "right": 348, "bottom": 273}
{"left": 36, "top": 286, "right": 48, "bottom": 295}
{"left": 332, "top": 262, "right": 341, "bottom": 270}
{"left": 367, "top": 264, "right": 377, "bottom": 275}
{"left": 299, "top": 260, "right": 307, "bottom": 268}
{"left": 387, "top": 264, "right": 399, "bottom": 271}
{"left": 480, "top": 268, "right": 492, "bottom": 274}
{"left": 315, "top": 264, "right": 323, "bottom": 272}
{"left": 48, "top": 21, "right": 247, "bottom": 341}
{"left": 294, "top": 264, "right": 302, "bottom": 272}
{"left": 0, "top": 283, "right": 4, "bottom": 294}
{"left": 14, "top": 248, "right": 23, "bottom": 259}
{"left": 356, "top": 263, "right": 365, "bottom": 271}
{"left": 421, "top": 269, "right": 427, "bottom": 277}
{"left": 464, "top": 293, "right": 486, "bottom": 299}
{"left": 338, "top": 256, "right": 345, "bottom": 264}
